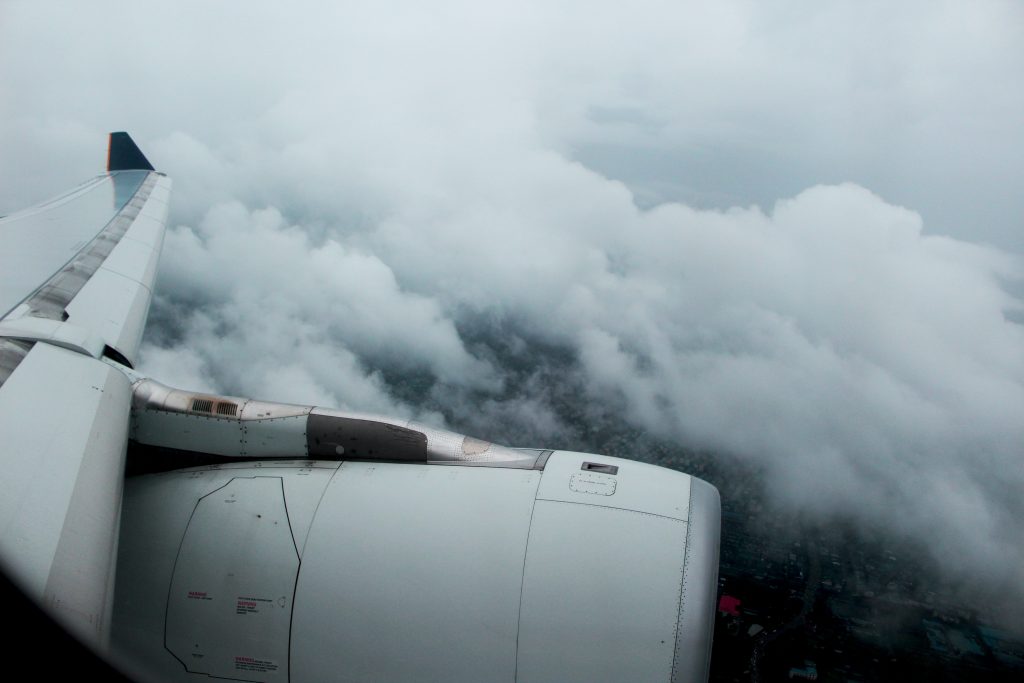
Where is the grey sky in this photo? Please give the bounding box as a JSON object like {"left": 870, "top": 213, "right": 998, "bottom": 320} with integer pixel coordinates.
{"left": 2, "top": 0, "right": 1023, "bottom": 618}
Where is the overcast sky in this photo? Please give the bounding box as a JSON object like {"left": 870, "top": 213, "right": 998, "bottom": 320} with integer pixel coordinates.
{"left": 2, "top": 1, "right": 1023, "bottom": 618}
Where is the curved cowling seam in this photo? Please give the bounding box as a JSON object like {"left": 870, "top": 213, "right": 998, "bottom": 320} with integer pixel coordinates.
{"left": 672, "top": 477, "right": 721, "bottom": 683}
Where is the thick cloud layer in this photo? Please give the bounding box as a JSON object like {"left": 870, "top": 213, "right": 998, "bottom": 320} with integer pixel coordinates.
{"left": 154, "top": 169, "right": 1024, "bottom": 602}
{"left": 2, "top": 1, "right": 1023, "bottom": 618}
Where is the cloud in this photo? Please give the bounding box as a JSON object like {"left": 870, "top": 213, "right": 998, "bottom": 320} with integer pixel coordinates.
{"left": 146, "top": 134, "right": 1024, "bottom": 604}
{"left": 146, "top": 200, "right": 497, "bottom": 412}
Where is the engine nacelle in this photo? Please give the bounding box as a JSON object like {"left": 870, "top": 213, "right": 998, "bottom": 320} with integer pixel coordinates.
{"left": 111, "top": 452, "right": 719, "bottom": 682}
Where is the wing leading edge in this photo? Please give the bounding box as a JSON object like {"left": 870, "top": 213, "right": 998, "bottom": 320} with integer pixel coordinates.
{"left": 0, "top": 133, "right": 171, "bottom": 649}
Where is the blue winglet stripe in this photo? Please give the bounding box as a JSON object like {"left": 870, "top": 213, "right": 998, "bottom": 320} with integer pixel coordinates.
{"left": 107, "top": 132, "right": 155, "bottom": 172}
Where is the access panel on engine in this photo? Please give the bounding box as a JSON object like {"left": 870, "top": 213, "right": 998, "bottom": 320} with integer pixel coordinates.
{"left": 164, "top": 477, "right": 299, "bottom": 682}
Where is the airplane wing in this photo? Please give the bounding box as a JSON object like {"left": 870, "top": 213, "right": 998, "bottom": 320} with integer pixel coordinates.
{"left": 0, "top": 135, "right": 720, "bottom": 683}
{"left": 0, "top": 132, "right": 171, "bottom": 648}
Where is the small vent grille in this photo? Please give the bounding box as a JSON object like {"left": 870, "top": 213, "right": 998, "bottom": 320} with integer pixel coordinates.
{"left": 216, "top": 402, "right": 239, "bottom": 417}
{"left": 581, "top": 461, "right": 618, "bottom": 475}
{"left": 191, "top": 398, "right": 214, "bottom": 413}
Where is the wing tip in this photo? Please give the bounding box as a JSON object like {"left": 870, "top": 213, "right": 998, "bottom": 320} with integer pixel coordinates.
{"left": 107, "top": 132, "right": 155, "bottom": 172}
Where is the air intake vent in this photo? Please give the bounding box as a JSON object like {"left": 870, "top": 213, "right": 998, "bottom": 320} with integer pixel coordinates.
{"left": 581, "top": 461, "right": 618, "bottom": 475}
{"left": 216, "top": 401, "right": 239, "bottom": 417}
{"left": 191, "top": 398, "right": 214, "bottom": 413}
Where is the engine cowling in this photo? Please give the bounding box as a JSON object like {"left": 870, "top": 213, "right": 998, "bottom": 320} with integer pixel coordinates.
{"left": 111, "top": 451, "right": 719, "bottom": 682}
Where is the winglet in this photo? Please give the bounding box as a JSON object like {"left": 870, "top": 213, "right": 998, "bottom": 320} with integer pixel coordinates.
{"left": 107, "top": 132, "right": 155, "bottom": 172}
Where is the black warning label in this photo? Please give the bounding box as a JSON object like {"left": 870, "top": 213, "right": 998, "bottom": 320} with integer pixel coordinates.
{"left": 236, "top": 596, "right": 273, "bottom": 615}
{"left": 234, "top": 656, "right": 278, "bottom": 673}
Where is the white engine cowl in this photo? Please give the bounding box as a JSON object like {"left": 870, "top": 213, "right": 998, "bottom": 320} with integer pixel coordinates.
{"left": 111, "top": 451, "right": 720, "bottom": 682}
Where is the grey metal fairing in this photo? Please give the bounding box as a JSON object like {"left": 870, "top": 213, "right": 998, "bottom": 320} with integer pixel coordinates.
{"left": 130, "top": 377, "right": 542, "bottom": 468}
{"left": 111, "top": 452, "right": 721, "bottom": 682}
